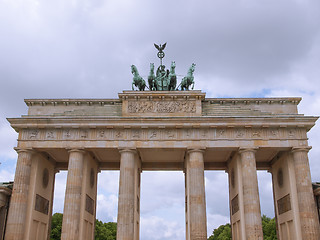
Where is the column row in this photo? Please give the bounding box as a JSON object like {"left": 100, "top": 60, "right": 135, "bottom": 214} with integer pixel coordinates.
{"left": 4, "top": 147, "right": 320, "bottom": 240}
{"left": 228, "top": 147, "right": 320, "bottom": 240}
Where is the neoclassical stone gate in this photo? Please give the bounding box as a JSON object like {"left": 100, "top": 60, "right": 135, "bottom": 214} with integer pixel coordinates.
{"left": 4, "top": 90, "right": 320, "bottom": 240}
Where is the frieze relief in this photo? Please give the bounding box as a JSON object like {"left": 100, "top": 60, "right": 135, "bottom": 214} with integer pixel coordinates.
{"left": 128, "top": 100, "right": 196, "bottom": 113}
{"left": 20, "top": 127, "right": 306, "bottom": 142}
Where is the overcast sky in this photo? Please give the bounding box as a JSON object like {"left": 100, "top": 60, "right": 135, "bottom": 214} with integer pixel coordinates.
{"left": 1, "top": 0, "right": 320, "bottom": 239}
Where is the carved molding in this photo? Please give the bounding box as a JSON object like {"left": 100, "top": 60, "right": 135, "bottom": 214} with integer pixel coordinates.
{"left": 20, "top": 127, "right": 307, "bottom": 142}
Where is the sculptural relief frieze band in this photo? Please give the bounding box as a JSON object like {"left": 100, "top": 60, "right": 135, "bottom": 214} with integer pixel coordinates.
{"left": 127, "top": 100, "right": 196, "bottom": 113}
{"left": 20, "top": 127, "right": 306, "bottom": 142}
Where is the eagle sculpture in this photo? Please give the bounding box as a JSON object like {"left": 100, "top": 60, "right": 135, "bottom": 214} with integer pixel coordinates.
{"left": 154, "top": 43, "right": 167, "bottom": 52}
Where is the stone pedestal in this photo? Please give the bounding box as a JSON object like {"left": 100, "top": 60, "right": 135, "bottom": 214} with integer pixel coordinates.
{"left": 5, "top": 149, "right": 33, "bottom": 240}
{"left": 292, "top": 147, "right": 320, "bottom": 239}
{"left": 185, "top": 149, "right": 207, "bottom": 240}
{"left": 239, "top": 148, "right": 263, "bottom": 240}
{"left": 117, "top": 149, "right": 141, "bottom": 240}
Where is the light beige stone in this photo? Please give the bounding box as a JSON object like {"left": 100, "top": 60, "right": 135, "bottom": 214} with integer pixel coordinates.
{"left": 61, "top": 149, "right": 85, "bottom": 240}
{"left": 292, "top": 147, "right": 320, "bottom": 239}
{"left": 270, "top": 152, "right": 302, "bottom": 240}
{"left": 5, "top": 149, "right": 34, "bottom": 240}
{"left": 117, "top": 149, "right": 140, "bottom": 240}
{"left": 239, "top": 148, "right": 263, "bottom": 240}
{"left": 4, "top": 91, "right": 320, "bottom": 240}
{"left": 185, "top": 149, "right": 207, "bottom": 240}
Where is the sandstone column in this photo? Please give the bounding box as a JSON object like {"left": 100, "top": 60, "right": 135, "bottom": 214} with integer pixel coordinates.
{"left": 185, "top": 149, "right": 207, "bottom": 240}
{"left": 292, "top": 147, "right": 320, "bottom": 239}
{"left": 239, "top": 148, "right": 263, "bottom": 240}
{"left": 5, "top": 149, "right": 34, "bottom": 240}
{"left": 117, "top": 149, "right": 137, "bottom": 240}
{"left": 61, "top": 149, "right": 85, "bottom": 240}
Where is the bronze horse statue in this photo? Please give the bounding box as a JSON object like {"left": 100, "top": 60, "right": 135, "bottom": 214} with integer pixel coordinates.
{"left": 168, "top": 61, "right": 177, "bottom": 91}
{"left": 148, "top": 63, "right": 158, "bottom": 91}
{"left": 180, "top": 63, "right": 195, "bottom": 90}
{"left": 131, "top": 65, "right": 146, "bottom": 91}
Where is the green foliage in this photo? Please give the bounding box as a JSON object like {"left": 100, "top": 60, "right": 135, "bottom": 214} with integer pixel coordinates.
{"left": 208, "top": 215, "right": 278, "bottom": 240}
{"left": 208, "top": 223, "right": 231, "bottom": 240}
{"left": 50, "top": 213, "right": 63, "bottom": 240}
{"left": 49, "top": 213, "right": 117, "bottom": 240}
{"left": 262, "top": 215, "right": 278, "bottom": 240}
{"left": 94, "top": 220, "right": 117, "bottom": 240}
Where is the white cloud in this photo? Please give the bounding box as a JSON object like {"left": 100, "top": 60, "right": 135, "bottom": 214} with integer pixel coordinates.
{"left": 207, "top": 213, "right": 230, "bottom": 236}
{"left": 96, "top": 193, "right": 118, "bottom": 222}
{"left": 140, "top": 216, "right": 184, "bottom": 240}
{"left": 96, "top": 171, "right": 120, "bottom": 222}
{"left": 52, "top": 171, "right": 67, "bottom": 213}
{"left": 0, "top": 122, "right": 18, "bottom": 159}
{"left": 0, "top": 169, "right": 15, "bottom": 182}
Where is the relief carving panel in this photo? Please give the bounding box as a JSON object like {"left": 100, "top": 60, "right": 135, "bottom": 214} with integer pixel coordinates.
{"left": 128, "top": 100, "right": 196, "bottom": 113}
{"left": 21, "top": 127, "right": 306, "bottom": 142}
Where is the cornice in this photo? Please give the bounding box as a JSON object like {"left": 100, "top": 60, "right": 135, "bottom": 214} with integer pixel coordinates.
{"left": 24, "top": 96, "right": 302, "bottom": 107}
{"left": 7, "top": 115, "right": 318, "bottom": 132}
{"left": 204, "top": 97, "right": 301, "bottom": 105}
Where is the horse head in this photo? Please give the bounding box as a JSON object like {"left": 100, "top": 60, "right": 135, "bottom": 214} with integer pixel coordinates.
{"left": 150, "top": 63, "right": 154, "bottom": 73}
{"left": 190, "top": 63, "right": 196, "bottom": 72}
{"left": 171, "top": 61, "right": 176, "bottom": 69}
{"left": 131, "top": 65, "right": 138, "bottom": 75}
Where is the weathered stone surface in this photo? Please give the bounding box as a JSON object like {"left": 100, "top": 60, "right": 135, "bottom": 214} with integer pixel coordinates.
{"left": 239, "top": 148, "right": 263, "bottom": 240}
{"left": 5, "top": 91, "right": 319, "bottom": 240}
{"left": 292, "top": 147, "right": 320, "bottom": 239}
{"left": 5, "top": 149, "right": 33, "bottom": 240}
{"left": 61, "top": 150, "right": 85, "bottom": 240}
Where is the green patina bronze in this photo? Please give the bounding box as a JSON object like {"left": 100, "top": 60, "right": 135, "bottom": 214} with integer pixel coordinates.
{"left": 179, "top": 63, "right": 195, "bottom": 90}
{"left": 131, "top": 65, "right": 146, "bottom": 91}
{"left": 131, "top": 43, "right": 195, "bottom": 91}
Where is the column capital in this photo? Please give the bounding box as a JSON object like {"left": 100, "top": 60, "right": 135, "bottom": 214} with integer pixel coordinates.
{"left": 118, "top": 148, "right": 137, "bottom": 154}
{"left": 292, "top": 146, "right": 312, "bottom": 153}
{"left": 14, "top": 147, "right": 35, "bottom": 154}
{"left": 187, "top": 147, "right": 206, "bottom": 154}
{"left": 238, "top": 147, "right": 258, "bottom": 154}
{"left": 67, "top": 148, "right": 86, "bottom": 154}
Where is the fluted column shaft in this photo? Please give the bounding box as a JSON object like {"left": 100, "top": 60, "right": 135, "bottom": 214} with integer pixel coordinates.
{"left": 5, "top": 149, "right": 33, "bottom": 240}
{"left": 117, "top": 149, "right": 136, "bottom": 240}
{"left": 292, "top": 147, "right": 320, "bottom": 239}
{"left": 239, "top": 148, "right": 263, "bottom": 240}
{"left": 61, "top": 149, "right": 85, "bottom": 240}
{"left": 186, "top": 149, "right": 207, "bottom": 240}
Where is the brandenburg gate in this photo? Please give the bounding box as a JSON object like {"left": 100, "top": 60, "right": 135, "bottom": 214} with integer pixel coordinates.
{"left": 4, "top": 44, "right": 320, "bottom": 239}
{"left": 4, "top": 90, "right": 320, "bottom": 240}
